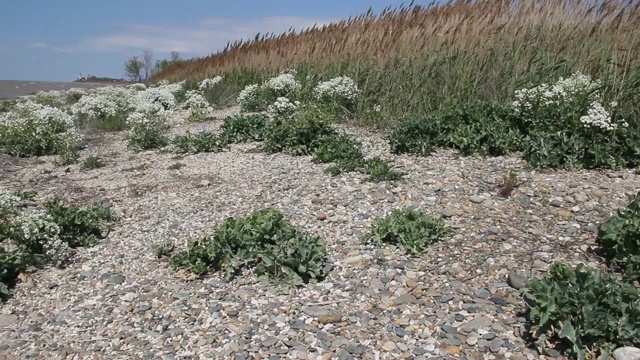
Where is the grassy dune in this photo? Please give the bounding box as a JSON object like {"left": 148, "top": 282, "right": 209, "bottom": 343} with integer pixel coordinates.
{"left": 152, "top": 0, "right": 640, "bottom": 126}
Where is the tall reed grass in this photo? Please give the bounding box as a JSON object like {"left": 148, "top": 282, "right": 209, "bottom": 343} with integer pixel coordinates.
{"left": 152, "top": 0, "right": 640, "bottom": 126}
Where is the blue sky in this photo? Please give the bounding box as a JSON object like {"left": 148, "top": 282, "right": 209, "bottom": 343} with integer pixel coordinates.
{"left": 0, "top": 0, "right": 418, "bottom": 82}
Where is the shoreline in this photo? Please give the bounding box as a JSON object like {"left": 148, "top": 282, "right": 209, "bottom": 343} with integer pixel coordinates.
{"left": 0, "top": 80, "right": 131, "bottom": 99}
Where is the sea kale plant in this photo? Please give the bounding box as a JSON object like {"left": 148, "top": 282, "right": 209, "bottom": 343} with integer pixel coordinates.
{"left": 0, "top": 100, "right": 83, "bottom": 162}
{"left": 237, "top": 70, "right": 302, "bottom": 112}
{"left": 183, "top": 90, "right": 214, "bottom": 122}
{"left": 0, "top": 191, "right": 114, "bottom": 300}
{"left": 362, "top": 207, "right": 450, "bottom": 256}
{"left": 597, "top": 191, "right": 640, "bottom": 282}
{"left": 167, "top": 208, "right": 328, "bottom": 288}
{"left": 313, "top": 75, "right": 361, "bottom": 116}
{"left": 512, "top": 71, "right": 635, "bottom": 169}
{"left": 125, "top": 101, "right": 174, "bottom": 152}
{"left": 523, "top": 262, "right": 640, "bottom": 360}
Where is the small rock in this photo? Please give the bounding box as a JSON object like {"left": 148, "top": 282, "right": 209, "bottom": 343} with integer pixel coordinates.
{"left": 489, "top": 338, "right": 504, "bottom": 353}
{"left": 613, "top": 347, "right": 640, "bottom": 360}
{"left": 108, "top": 274, "right": 126, "bottom": 284}
{"left": 466, "top": 336, "right": 478, "bottom": 346}
{"left": 343, "top": 255, "right": 365, "bottom": 266}
{"left": 459, "top": 316, "right": 493, "bottom": 333}
{"left": 382, "top": 341, "right": 396, "bottom": 351}
{"left": 469, "top": 196, "right": 484, "bottom": 204}
{"left": 316, "top": 212, "right": 327, "bottom": 221}
{"left": 549, "top": 199, "right": 563, "bottom": 207}
{"left": 302, "top": 306, "right": 329, "bottom": 317}
{"left": 0, "top": 314, "right": 18, "bottom": 327}
{"left": 318, "top": 314, "right": 342, "bottom": 324}
{"left": 200, "top": 180, "right": 211, "bottom": 187}
{"left": 507, "top": 272, "right": 527, "bottom": 290}
{"left": 474, "top": 288, "right": 491, "bottom": 299}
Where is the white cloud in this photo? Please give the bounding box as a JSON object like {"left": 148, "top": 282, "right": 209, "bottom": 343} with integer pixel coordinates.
{"left": 56, "top": 16, "right": 334, "bottom": 55}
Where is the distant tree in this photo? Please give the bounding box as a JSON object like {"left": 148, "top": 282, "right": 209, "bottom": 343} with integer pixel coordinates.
{"left": 143, "top": 49, "right": 154, "bottom": 80}
{"left": 170, "top": 50, "right": 181, "bottom": 62}
{"left": 124, "top": 56, "right": 144, "bottom": 82}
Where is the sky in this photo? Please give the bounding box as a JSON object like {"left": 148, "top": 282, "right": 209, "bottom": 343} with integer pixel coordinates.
{"left": 0, "top": 0, "right": 419, "bottom": 82}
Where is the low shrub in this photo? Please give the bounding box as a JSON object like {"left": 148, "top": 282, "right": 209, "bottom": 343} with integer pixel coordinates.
{"left": 0, "top": 191, "right": 114, "bottom": 300}
{"left": 168, "top": 208, "right": 328, "bottom": 287}
{"left": 597, "top": 191, "right": 640, "bottom": 282}
{"left": 172, "top": 130, "right": 225, "bottom": 154}
{"left": 362, "top": 207, "right": 450, "bottom": 256}
{"left": 218, "top": 113, "right": 269, "bottom": 144}
{"left": 125, "top": 103, "right": 173, "bottom": 152}
{"left": 524, "top": 262, "right": 640, "bottom": 360}
{"left": 0, "top": 100, "right": 83, "bottom": 161}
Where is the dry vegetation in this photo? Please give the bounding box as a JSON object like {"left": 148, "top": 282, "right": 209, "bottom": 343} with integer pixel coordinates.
{"left": 152, "top": 0, "right": 640, "bottom": 125}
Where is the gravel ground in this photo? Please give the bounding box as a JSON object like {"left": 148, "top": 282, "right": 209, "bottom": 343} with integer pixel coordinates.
{"left": 0, "top": 106, "right": 639, "bottom": 360}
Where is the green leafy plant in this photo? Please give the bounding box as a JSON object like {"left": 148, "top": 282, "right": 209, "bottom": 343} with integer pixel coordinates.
{"left": 169, "top": 208, "right": 328, "bottom": 287}
{"left": 500, "top": 169, "right": 520, "bottom": 197}
{"left": 167, "top": 162, "right": 184, "bottom": 170}
{"left": 172, "top": 131, "right": 225, "bottom": 154}
{"left": 363, "top": 157, "right": 405, "bottom": 182}
{"left": 0, "top": 192, "right": 115, "bottom": 300}
{"left": 523, "top": 262, "right": 640, "bottom": 360}
{"left": 42, "top": 196, "right": 115, "bottom": 248}
{"left": 312, "top": 132, "right": 364, "bottom": 164}
{"left": 388, "top": 102, "right": 524, "bottom": 157}
{"left": 152, "top": 241, "right": 175, "bottom": 258}
{"left": 597, "top": 191, "right": 640, "bottom": 282}
{"left": 81, "top": 155, "right": 104, "bottom": 170}
{"left": 261, "top": 105, "right": 338, "bottom": 155}
{"left": 218, "top": 113, "right": 269, "bottom": 144}
{"left": 362, "top": 207, "right": 450, "bottom": 256}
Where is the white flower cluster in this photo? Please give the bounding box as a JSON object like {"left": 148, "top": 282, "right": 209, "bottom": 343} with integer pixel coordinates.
{"left": 1, "top": 100, "right": 83, "bottom": 152}
{"left": 0, "top": 191, "right": 70, "bottom": 266}
{"left": 0, "top": 192, "right": 22, "bottom": 214}
{"left": 34, "top": 90, "right": 64, "bottom": 107}
{"left": 314, "top": 76, "right": 360, "bottom": 101}
{"left": 66, "top": 87, "right": 87, "bottom": 99}
{"left": 199, "top": 76, "right": 223, "bottom": 91}
{"left": 134, "top": 86, "right": 177, "bottom": 111}
{"left": 512, "top": 72, "right": 627, "bottom": 131}
{"left": 70, "top": 86, "right": 135, "bottom": 121}
{"left": 512, "top": 72, "right": 600, "bottom": 115}
{"left": 184, "top": 90, "right": 214, "bottom": 122}
{"left": 266, "top": 70, "right": 301, "bottom": 94}
{"left": 19, "top": 209, "right": 70, "bottom": 265}
{"left": 267, "top": 97, "right": 301, "bottom": 119}
{"left": 237, "top": 84, "right": 260, "bottom": 109}
{"left": 579, "top": 101, "right": 628, "bottom": 131}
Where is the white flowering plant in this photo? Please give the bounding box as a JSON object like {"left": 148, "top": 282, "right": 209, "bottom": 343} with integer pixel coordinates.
{"left": 0, "top": 100, "right": 83, "bottom": 162}
{"left": 267, "top": 97, "right": 301, "bottom": 120}
{"left": 511, "top": 72, "right": 636, "bottom": 169}
{"left": 125, "top": 102, "right": 173, "bottom": 151}
{"left": 70, "top": 86, "right": 136, "bottom": 131}
{"left": 0, "top": 191, "right": 114, "bottom": 300}
{"left": 237, "top": 70, "right": 302, "bottom": 112}
{"left": 183, "top": 90, "right": 214, "bottom": 122}
{"left": 199, "top": 76, "right": 223, "bottom": 91}
{"left": 65, "top": 88, "right": 88, "bottom": 104}
{"left": 33, "top": 90, "right": 64, "bottom": 108}
{"left": 313, "top": 76, "right": 361, "bottom": 113}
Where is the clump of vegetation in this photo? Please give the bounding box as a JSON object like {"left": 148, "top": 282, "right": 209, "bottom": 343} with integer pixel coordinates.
{"left": 218, "top": 113, "right": 269, "bottom": 144}
{"left": 0, "top": 191, "right": 115, "bottom": 300}
{"left": 500, "top": 169, "right": 520, "bottom": 197}
{"left": 362, "top": 207, "right": 450, "bottom": 256}
{"left": 523, "top": 262, "right": 640, "bottom": 360}
{"left": 81, "top": 155, "right": 104, "bottom": 170}
{"left": 172, "top": 130, "right": 225, "bottom": 154}
{"left": 167, "top": 208, "right": 328, "bottom": 287}
{"left": 597, "top": 191, "right": 640, "bottom": 282}
{"left": 0, "top": 100, "right": 82, "bottom": 163}
{"left": 261, "top": 105, "right": 338, "bottom": 155}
